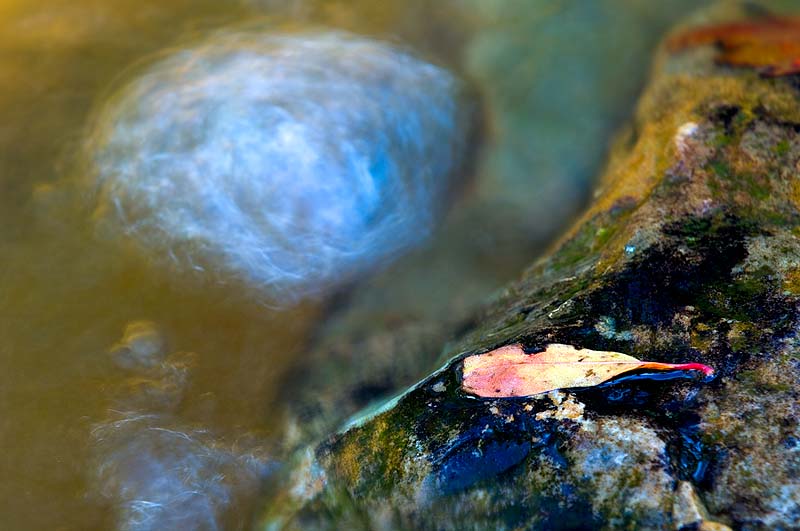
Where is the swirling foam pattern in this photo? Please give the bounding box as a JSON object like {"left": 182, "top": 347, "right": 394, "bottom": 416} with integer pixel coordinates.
{"left": 87, "top": 31, "right": 471, "bottom": 302}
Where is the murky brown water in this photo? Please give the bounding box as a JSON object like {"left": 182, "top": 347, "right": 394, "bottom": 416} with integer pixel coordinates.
{"left": 0, "top": 2, "right": 322, "bottom": 528}
{"left": 0, "top": 1, "right": 485, "bottom": 527}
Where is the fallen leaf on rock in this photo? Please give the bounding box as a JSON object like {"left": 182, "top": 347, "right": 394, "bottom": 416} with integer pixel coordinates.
{"left": 462, "top": 343, "right": 713, "bottom": 398}
{"left": 667, "top": 17, "right": 800, "bottom": 77}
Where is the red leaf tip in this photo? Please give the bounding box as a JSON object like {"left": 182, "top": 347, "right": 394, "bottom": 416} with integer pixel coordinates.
{"left": 671, "top": 362, "right": 714, "bottom": 377}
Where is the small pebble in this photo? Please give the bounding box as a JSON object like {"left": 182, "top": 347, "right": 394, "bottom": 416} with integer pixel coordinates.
{"left": 109, "top": 320, "right": 166, "bottom": 371}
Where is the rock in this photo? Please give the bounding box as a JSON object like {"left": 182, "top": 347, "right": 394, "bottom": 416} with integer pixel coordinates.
{"left": 95, "top": 322, "right": 273, "bottom": 530}
{"left": 261, "top": 4, "right": 800, "bottom": 529}
{"left": 106, "top": 321, "right": 194, "bottom": 412}
{"left": 673, "top": 481, "right": 732, "bottom": 531}
{"left": 699, "top": 335, "right": 800, "bottom": 529}
{"left": 567, "top": 416, "right": 675, "bottom": 529}
{"left": 109, "top": 321, "right": 167, "bottom": 371}
{"left": 91, "top": 414, "right": 269, "bottom": 531}
{"left": 266, "top": 3, "right": 723, "bottom": 447}
{"left": 85, "top": 30, "right": 474, "bottom": 304}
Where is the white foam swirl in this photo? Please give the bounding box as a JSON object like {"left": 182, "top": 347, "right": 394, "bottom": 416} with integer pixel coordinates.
{"left": 87, "top": 30, "right": 471, "bottom": 302}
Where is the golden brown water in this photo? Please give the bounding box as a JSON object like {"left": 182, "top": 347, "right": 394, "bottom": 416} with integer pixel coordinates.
{"left": 0, "top": 1, "right": 480, "bottom": 528}
{"left": 0, "top": 2, "right": 322, "bottom": 529}
{"left": 0, "top": 1, "right": 717, "bottom": 528}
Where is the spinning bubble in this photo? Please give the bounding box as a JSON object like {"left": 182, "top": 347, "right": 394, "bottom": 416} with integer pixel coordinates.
{"left": 85, "top": 30, "right": 472, "bottom": 303}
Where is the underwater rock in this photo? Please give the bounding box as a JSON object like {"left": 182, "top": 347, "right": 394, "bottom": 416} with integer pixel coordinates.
{"left": 260, "top": 4, "right": 800, "bottom": 530}
{"left": 93, "top": 323, "right": 271, "bottom": 530}
{"left": 92, "top": 415, "right": 268, "bottom": 531}
{"left": 85, "top": 30, "right": 473, "bottom": 304}
{"left": 109, "top": 320, "right": 167, "bottom": 371}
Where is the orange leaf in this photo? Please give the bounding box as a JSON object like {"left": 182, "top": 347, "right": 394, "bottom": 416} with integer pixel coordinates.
{"left": 461, "top": 343, "right": 713, "bottom": 398}
{"left": 667, "top": 17, "right": 800, "bottom": 77}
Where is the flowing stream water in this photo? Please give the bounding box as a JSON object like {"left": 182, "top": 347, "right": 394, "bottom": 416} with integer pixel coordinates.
{"left": 0, "top": 1, "right": 717, "bottom": 529}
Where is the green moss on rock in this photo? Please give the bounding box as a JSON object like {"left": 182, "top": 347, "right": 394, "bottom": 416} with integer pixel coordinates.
{"left": 260, "top": 5, "right": 800, "bottom": 530}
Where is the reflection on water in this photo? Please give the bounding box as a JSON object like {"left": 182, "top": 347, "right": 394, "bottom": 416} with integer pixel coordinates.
{"left": 0, "top": 0, "right": 729, "bottom": 529}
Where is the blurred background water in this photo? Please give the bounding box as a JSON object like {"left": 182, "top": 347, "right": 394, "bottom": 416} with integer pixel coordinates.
{"left": 3, "top": 1, "right": 796, "bottom": 529}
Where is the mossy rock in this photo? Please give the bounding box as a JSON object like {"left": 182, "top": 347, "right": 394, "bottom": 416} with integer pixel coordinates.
{"left": 261, "top": 5, "right": 800, "bottom": 530}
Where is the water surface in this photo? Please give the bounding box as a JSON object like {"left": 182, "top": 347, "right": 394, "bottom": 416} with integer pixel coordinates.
{"left": 0, "top": 1, "right": 712, "bottom": 528}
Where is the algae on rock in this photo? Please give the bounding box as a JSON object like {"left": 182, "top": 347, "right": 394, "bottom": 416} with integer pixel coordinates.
{"left": 262, "top": 5, "right": 800, "bottom": 530}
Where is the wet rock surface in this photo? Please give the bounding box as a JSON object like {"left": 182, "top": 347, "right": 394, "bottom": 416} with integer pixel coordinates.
{"left": 261, "top": 5, "right": 800, "bottom": 530}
